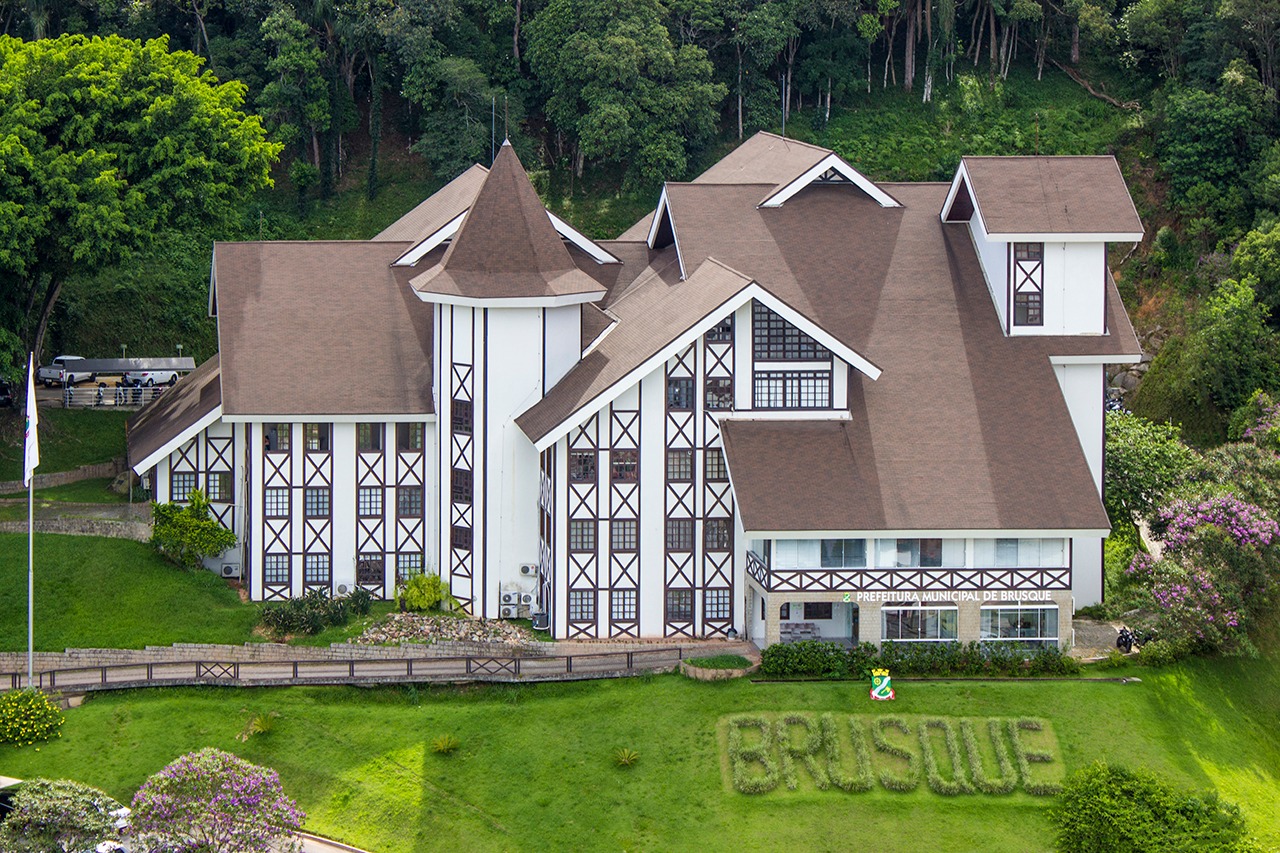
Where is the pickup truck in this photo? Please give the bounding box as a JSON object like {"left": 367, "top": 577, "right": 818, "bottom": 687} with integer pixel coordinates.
{"left": 37, "top": 355, "right": 94, "bottom": 387}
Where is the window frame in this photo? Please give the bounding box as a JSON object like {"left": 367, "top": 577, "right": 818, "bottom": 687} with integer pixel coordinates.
{"left": 357, "top": 486, "right": 383, "bottom": 518}
{"left": 610, "top": 450, "right": 639, "bottom": 483}
{"left": 666, "top": 376, "right": 695, "bottom": 411}
{"left": 450, "top": 467, "right": 473, "bottom": 504}
{"left": 303, "top": 487, "right": 330, "bottom": 518}
{"left": 704, "top": 517, "right": 732, "bottom": 551}
{"left": 397, "top": 422, "right": 425, "bottom": 452}
{"left": 263, "top": 554, "right": 290, "bottom": 586}
{"left": 704, "top": 448, "right": 729, "bottom": 482}
{"left": 704, "top": 376, "right": 734, "bottom": 410}
{"left": 264, "top": 424, "right": 290, "bottom": 453}
{"left": 610, "top": 519, "right": 638, "bottom": 552}
{"left": 665, "top": 588, "right": 694, "bottom": 622}
{"left": 303, "top": 554, "right": 331, "bottom": 586}
{"left": 303, "top": 423, "right": 331, "bottom": 453}
{"left": 665, "top": 518, "right": 694, "bottom": 552}
{"left": 568, "top": 519, "right": 596, "bottom": 552}
{"left": 357, "top": 423, "right": 384, "bottom": 453}
{"left": 568, "top": 589, "right": 596, "bottom": 622}
{"left": 569, "top": 451, "right": 597, "bottom": 483}
{"left": 665, "top": 449, "right": 694, "bottom": 482}
{"left": 881, "top": 605, "right": 960, "bottom": 642}
{"left": 610, "top": 589, "right": 638, "bottom": 621}
{"left": 704, "top": 588, "right": 731, "bottom": 621}
{"left": 396, "top": 553, "right": 424, "bottom": 583}
{"left": 263, "top": 487, "right": 289, "bottom": 518}
{"left": 397, "top": 485, "right": 424, "bottom": 518}
{"left": 451, "top": 399, "right": 473, "bottom": 435}
{"left": 171, "top": 471, "right": 197, "bottom": 502}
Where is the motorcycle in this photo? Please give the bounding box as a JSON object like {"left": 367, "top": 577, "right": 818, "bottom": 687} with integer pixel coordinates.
{"left": 1116, "top": 625, "right": 1155, "bottom": 653}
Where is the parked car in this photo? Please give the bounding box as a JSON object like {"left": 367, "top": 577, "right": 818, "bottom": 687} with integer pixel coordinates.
{"left": 37, "top": 355, "right": 93, "bottom": 387}
{"left": 122, "top": 369, "right": 179, "bottom": 386}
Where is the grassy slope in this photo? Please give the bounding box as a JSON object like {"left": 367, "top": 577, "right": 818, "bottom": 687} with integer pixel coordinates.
{"left": 4, "top": 653, "right": 1277, "bottom": 853}
{"left": 0, "top": 409, "right": 129, "bottom": 482}
{"left": 0, "top": 534, "right": 257, "bottom": 651}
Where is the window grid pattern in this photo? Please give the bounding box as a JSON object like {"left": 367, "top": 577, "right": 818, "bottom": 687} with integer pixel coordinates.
{"left": 705, "top": 448, "right": 729, "bottom": 481}
{"left": 396, "top": 553, "right": 423, "bottom": 583}
{"left": 704, "top": 518, "right": 732, "bottom": 551}
{"left": 451, "top": 400, "right": 473, "bottom": 435}
{"left": 980, "top": 606, "right": 1059, "bottom": 643}
{"left": 611, "top": 519, "right": 638, "bottom": 552}
{"left": 753, "top": 302, "right": 830, "bottom": 361}
{"left": 357, "top": 423, "right": 383, "bottom": 453}
{"left": 704, "top": 377, "right": 734, "bottom": 410}
{"left": 667, "top": 376, "right": 695, "bottom": 410}
{"left": 398, "top": 486, "right": 424, "bottom": 517}
{"left": 451, "top": 468, "right": 472, "bottom": 503}
{"left": 666, "top": 449, "right": 694, "bottom": 482}
{"left": 356, "top": 554, "right": 384, "bottom": 585}
{"left": 611, "top": 589, "right": 637, "bottom": 621}
{"left": 398, "top": 422, "right": 425, "bottom": 452}
{"left": 752, "top": 370, "right": 832, "bottom": 409}
{"left": 704, "top": 588, "right": 731, "bottom": 620}
{"left": 206, "top": 471, "right": 231, "bottom": 503}
{"left": 569, "top": 451, "right": 596, "bottom": 483}
{"left": 357, "top": 487, "right": 382, "bottom": 518}
{"left": 666, "top": 518, "right": 694, "bottom": 551}
{"left": 304, "top": 554, "right": 331, "bottom": 585}
{"left": 569, "top": 519, "right": 596, "bottom": 552}
{"left": 881, "top": 607, "right": 959, "bottom": 642}
{"left": 171, "top": 472, "right": 197, "bottom": 501}
{"left": 263, "top": 555, "right": 290, "bottom": 586}
{"left": 666, "top": 589, "right": 693, "bottom": 621}
{"left": 610, "top": 450, "right": 638, "bottom": 482}
{"left": 264, "top": 488, "right": 289, "bottom": 518}
{"left": 304, "top": 487, "right": 330, "bottom": 518}
{"left": 568, "top": 590, "right": 595, "bottom": 622}
{"left": 303, "top": 423, "right": 330, "bottom": 452}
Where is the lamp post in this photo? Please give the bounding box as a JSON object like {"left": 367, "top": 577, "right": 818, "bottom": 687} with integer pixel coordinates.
{"left": 176, "top": 343, "right": 183, "bottom": 358}
{"left": 120, "top": 343, "right": 127, "bottom": 360}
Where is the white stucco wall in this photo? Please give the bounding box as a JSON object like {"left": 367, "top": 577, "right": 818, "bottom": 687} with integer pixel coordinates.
{"left": 1054, "top": 362, "right": 1104, "bottom": 491}
{"left": 967, "top": 211, "right": 1009, "bottom": 329}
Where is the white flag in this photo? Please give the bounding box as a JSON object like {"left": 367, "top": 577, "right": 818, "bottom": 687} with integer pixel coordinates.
{"left": 24, "top": 352, "right": 39, "bottom": 486}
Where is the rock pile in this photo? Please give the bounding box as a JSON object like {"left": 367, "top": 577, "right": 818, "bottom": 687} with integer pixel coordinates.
{"left": 349, "top": 612, "right": 537, "bottom": 646}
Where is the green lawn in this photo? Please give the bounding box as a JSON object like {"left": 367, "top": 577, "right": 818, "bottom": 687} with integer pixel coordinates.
{"left": 4, "top": 652, "right": 1277, "bottom": 853}
{"left": 0, "top": 408, "right": 129, "bottom": 482}
{"left": 0, "top": 534, "right": 258, "bottom": 651}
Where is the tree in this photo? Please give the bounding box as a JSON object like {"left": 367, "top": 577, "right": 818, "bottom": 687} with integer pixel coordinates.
{"left": 131, "top": 748, "right": 305, "bottom": 853}
{"left": 1232, "top": 220, "right": 1280, "bottom": 317}
{"left": 151, "top": 488, "right": 238, "bottom": 570}
{"left": 0, "top": 34, "right": 280, "bottom": 363}
{"left": 0, "top": 778, "right": 124, "bottom": 853}
{"left": 1104, "top": 411, "right": 1197, "bottom": 524}
{"left": 526, "top": 0, "right": 725, "bottom": 186}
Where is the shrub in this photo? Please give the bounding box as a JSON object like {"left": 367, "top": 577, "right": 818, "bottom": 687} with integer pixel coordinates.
{"left": 726, "top": 714, "right": 779, "bottom": 794}
{"left": 398, "top": 573, "right": 458, "bottom": 612}
{"left": 257, "top": 588, "right": 353, "bottom": 637}
{"left": 0, "top": 689, "right": 63, "bottom": 746}
{"left": 236, "top": 710, "right": 279, "bottom": 742}
{"left": 151, "top": 489, "right": 238, "bottom": 570}
{"left": 961, "top": 719, "right": 1017, "bottom": 795}
{"left": 345, "top": 586, "right": 374, "bottom": 616}
{"left": 612, "top": 747, "right": 639, "bottom": 767}
{"left": 131, "top": 748, "right": 304, "bottom": 853}
{"left": 1137, "top": 638, "right": 1189, "bottom": 668}
{"left": 685, "top": 654, "right": 752, "bottom": 669}
{"left": 1009, "top": 719, "right": 1061, "bottom": 796}
{"left": 919, "top": 718, "right": 974, "bottom": 795}
{"left": 821, "top": 714, "right": 874, "bottom": 793}
{"left": 759, "top": 640, "right": 847, "bottom": 677}
{"left": 870, "top": 717, "right": 920, "bottom": 792}
{"left": 1048, "top": 762, "right": 1255, "bottom": 853}
{"left": 1097, "top": 649, "right": 1128, "bottom": 670}
{"left": 432, "top": 734, "right": 460, "bottom": 755}
{"left": 775, "top": 714, "right": 826, "bottom": 791}
{"left": 0, "top": 778, "right": 124, "bottom": 852}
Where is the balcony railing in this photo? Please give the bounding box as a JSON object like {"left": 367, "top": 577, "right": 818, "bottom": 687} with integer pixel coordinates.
{"left": 745, "top": 554, "right": 1070, "bottom": 595}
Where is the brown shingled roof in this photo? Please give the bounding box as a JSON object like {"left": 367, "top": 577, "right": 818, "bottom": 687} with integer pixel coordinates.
{"left": 213, "top": 241, "right": 434, "bottom": 416}
{"left": 371, "top": 164, "right": 487, "bottom": 244}
{"left": 410, "top": 143, "right": 605, "bottom": 301}
{"left": 127, "top": 355, "right": 222, "bottom": 469}
{"left": 695, "top": 131, "right": 830, "bottom": 185}
{"left": 961, "top": 156, "right": 1143, "bottom": 236}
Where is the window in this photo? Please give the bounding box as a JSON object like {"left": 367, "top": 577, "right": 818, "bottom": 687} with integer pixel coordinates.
{"left": 705, "top": 588, "right": 731, "bottom": 620}
{"left": 396, "top": 553, "right": 423, "bottom": 583}
{"left": 569, "top": 590, "right": 596, "bottom": 622}
{"left": 264, "top": 424, "right": 290, "bottom": 453}
{"left": 450, "top": 525, "right": 472, "bottom": 550}
{"left": 753, "top": 302, "right": 830, "bottom": 361}
{"left": 451, "top": 468, "right": 472, "bottom": 503}
{"left": 666, "top": 518, "right": 694, "bottom": 551}
{"left": 780, "top": 603, "right": 790, "bottom": 620}
{"left": 451, "top": 399, "right": 472, "bottom": 435}
{"left": 666, "top": 589, "right": 693, "bottom": 621}
{"left": 357, "top": 486, "right": 382, "bottom": 517}
{"left": 264, "top": 487, "right": 289, "bottom": 518}
{"left": 704, "top": 518, "right": 732, "bottom": 551}
{"left": 753, "top": 371, "right": 832, "bottom": 409}
{"left": 397, "top": 422, "right": 425, "bottom": 452}
{"left": 398, "top": 486, "right": 423, "bottom": 517}
{"left": 171, "top": 471, "right": 197, "bottom": 501}
{"left": 569, "top": 451, "right": 597, "bottom": 483}
{"left": 705, "top": 448, "right": 728, "bottom": 481}
{"left": 995, "top": 538, "right": 1020, "bottom": 568}
{"left": 667, "top": 376, "right": 694, "bottom": 410}
{"left": 356, "top": 554, "right": 384, "bottom": 585}
{"left": 263, "top": 554, "right": 290, "bottom": 586}
{"left": 611, "top": 450, "right": 638, "bottom": 482}
{"left": 706, "top": 315, "right": 733, "bottom": 343}
{"left": 1012, "top": 242, "right": 1044, "bottom": 327}
{"left": 357, "top": 423, "right": 384, "bottom": 453}
{"left": 1014, "top": 242, "right": 1043, "bottom": 262}
{"left": 569, "top": 519, "right": 596, "bottom": 551}
{"left": 882, "top": 606, "right": 959, "bottom": 642}
{"left": 304, "top": 554, "right": 331, "bottom": 585}
{"left": 804, "top": 602, "right": 834, "bottom": 620}
{"left": 821, "top": 539, "right": 866, "bottom": 568}
{"left": 611, "top": 519, "right": 638, "bottom": 551}
{"left": 303, "top": 423, "right": 330, "bottom": 452}
{"left": 304, "top": 487, "right": 329, "bottom": 517}
{"left": 666, "top": 449, "right": 693, "bottom": 482}
{"left": 705, "top": 377, "right": 734, "bottom": 410}
{"left": 205, "top": 471, "right": 232, "bottom": 502}
{"left": 611, "top": 589, "right": 637, "bottom": 621}
{"left": 890, "top": 538, "right": 943, "bottom": 568}
{"left": 980, "top": 606, "right": 1059, "bottom": 646}
{"left": 1014, "top": 291, "right": 1043, "bottom": 326}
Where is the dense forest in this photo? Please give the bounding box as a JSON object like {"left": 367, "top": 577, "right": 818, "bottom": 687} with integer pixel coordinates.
{"left": 4, "top": 0, "right": 1280, "bottom": 447}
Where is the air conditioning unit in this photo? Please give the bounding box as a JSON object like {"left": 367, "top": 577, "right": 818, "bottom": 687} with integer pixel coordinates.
{"left": 531, "top": 611, "right": 550, "bottom": 630}
{"left": 501, "top": 591, "right": 517, "bottom": 605}
{"left": 520, "top": 593, "right": 534, "bottom": 606}
{"left": 337, "top": 584, "right": 349, "bottom": 595}
{"left": 500, "top": 605, "right": 518, "bottom": 619}
{"left": 520, "top": 563, "right": 538, "bottom": 576}
{"left": 220, "top": 564, "right": 241, "bottom": 579}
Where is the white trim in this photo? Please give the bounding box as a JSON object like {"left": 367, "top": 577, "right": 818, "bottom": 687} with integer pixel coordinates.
{"left": 393, "top": 211, "right": 467, "bottom": 266}
{"left": 582, "top": 318, "right": 619, "bottom": 357}
{"left": 746, "top": 527, "right": 1110, "bottom": 539}
{"left": 759, "top": 153, "right": 901, "bottom": 209}
{"left": 222, "top": 413, "right": 438, "bottom": 424}
{"left": 412, "top": 290, "right": 603, "bottom": 308}
{"left": 547, "top": 211, "right": 621, "bottom": 264}
{"left": 1049, "top": 353, "right": 1142, "bottom": 366}
{"left": 939, "top": 161, "right": 973, "bottom": 223}
{"left": 132, "top": 405, "right": 224, "bottom": 474}
{"left": 988, "top": 231, "right": 1143, "bottom": 243}
{"left": 531, "top": 276, "right": 880, "bottom": 450}
{"left": 646, "top": 185, "right": 686, "bottom": 280}
{"left": 208, "top": 246, "right": 217, "bottom": 317}
{"left": 716, "top": 411, "right": 852, "bottom": 423}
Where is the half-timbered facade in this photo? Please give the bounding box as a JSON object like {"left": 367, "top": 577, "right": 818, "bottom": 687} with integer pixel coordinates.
{"left": 129, "top": 133, "right": 1142, "bottom": 649}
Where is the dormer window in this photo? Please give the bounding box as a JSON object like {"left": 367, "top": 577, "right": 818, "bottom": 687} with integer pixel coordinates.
{"left": 1012, "top": 242, "right": 1043, "bottom": 327}
{"left": 753, "top": 303, "right": 830, "bottom": 361}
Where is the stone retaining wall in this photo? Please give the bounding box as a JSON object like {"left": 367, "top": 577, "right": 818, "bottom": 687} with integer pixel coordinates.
{"left": 0, "top": 460, "right": 123, "bottom": 495}
{"left": 0, "top": 519, "right": 150, "bottom": 541}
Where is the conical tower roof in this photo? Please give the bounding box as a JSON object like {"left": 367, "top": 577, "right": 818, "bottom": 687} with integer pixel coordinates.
{"left": 410, "top": 143, "right": 606, "bottom": 303}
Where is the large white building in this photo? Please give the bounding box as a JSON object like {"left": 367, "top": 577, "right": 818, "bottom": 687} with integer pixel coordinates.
{"left": 128, "top": 132, "right": 1143, "bottom": 648}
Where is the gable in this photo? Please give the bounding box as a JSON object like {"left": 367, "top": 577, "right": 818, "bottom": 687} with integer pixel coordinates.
{"left": 759, "top": 152, "right": 901, "bottom": 209}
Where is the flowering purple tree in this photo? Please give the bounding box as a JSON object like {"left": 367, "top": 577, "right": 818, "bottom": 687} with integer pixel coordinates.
{"left": 131, "top": 748, "right": 304, "bottom": 853}
{"left": 1129, "top": 494, "right": 1280, "bottom": 655}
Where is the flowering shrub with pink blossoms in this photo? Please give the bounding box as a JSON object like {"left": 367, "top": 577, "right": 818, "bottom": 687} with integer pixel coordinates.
{"left": 1127, "top": 494, "right": 1280, "bottom": 656}
{"left": 131, "top": 747, "right": 304, "bottom": 853}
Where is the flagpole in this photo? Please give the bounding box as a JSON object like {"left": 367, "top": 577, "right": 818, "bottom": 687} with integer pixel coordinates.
{"left": 24, "top": 352, "right": 39, "bottom": 690}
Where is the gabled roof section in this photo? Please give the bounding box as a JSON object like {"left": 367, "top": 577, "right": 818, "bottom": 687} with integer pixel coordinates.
{"left": 516, "top": 258, "right": 880, "bottom": 449}
{"left": 694, "top": 131, "right": 831, "bottom": 185}
{"left": 128, "top": 355, "right": 223, "bottom": 474}
{"left": 374, "top": 164, "right": 488, "bottom": 245}
{"left": 408, "top": 143, "right": 607, "bottom": 305}
{"left": 214, "top": 240, "right": 434, "bottom": 416}
{"left": 947, "top": 156, "right": 1144, "bottom": 240}
{"left": 645, "top": 186, "right": 686, "bottom": 279}
{"left": 759, "top": 151, "right": 902, "bottom": 209}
